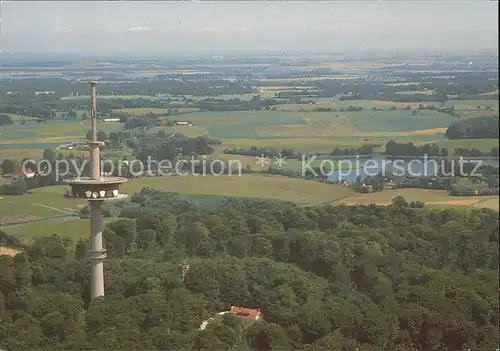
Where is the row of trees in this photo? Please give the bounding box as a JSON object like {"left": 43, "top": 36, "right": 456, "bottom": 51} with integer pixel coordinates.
{"left": 445, "top": 116, "right": 499, "bottom": 140}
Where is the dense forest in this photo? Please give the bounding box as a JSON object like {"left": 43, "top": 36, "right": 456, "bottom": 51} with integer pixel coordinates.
{"left": 1, "top": 189, "right": 499, "bottom": 350}
{"left": 445, "top": 116, "right": 499, "bottom": 140}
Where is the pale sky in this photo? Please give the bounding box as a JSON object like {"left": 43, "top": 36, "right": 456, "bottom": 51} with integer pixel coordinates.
{"left": 1, "top": 1, "right": 498, "bottom": 54}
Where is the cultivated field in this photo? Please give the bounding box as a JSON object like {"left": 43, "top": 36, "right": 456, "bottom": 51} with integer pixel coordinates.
{"left": 156, "top": 108, "right": 457, "bottom": 141}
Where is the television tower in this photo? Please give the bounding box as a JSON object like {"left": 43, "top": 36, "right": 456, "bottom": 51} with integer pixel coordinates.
{"left": 65, "top": 81, "right": 127, "bottom": 300}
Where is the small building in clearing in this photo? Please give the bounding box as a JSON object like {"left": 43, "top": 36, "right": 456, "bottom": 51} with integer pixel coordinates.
{"left": 229, "top": 306, "right": 263, "bottom": 321}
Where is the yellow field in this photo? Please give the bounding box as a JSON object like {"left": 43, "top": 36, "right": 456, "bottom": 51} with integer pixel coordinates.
{"left": 369, "top": 128, "right": 447, "bottom": 137}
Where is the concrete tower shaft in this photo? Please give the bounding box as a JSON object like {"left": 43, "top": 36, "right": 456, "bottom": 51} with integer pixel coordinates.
{"left": 64, "top": 81, "right": 127, "bottom": 301}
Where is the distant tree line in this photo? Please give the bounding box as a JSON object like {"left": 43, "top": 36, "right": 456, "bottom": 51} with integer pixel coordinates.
{"left": 0, "top": 114, "right": 13, "bottom": 125}
{"left": 445, "top": 116, "right": 499, "bottom": 139}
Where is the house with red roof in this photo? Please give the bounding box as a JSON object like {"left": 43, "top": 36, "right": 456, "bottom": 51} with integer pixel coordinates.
{"left": 229, "top": 306, "right": 263, "bottom": 321}
{"left": 11, "top": 168, "right": 35, "bottom": 180}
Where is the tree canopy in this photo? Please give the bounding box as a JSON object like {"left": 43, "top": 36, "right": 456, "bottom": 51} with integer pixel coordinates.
{"left": 0, "top": 190, "right": 499, "bottom": 350}
{"left": 445, "top": 116, "right": 499, "bottom": 139}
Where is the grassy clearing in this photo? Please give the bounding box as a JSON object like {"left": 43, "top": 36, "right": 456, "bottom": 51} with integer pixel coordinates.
{"left": 2, "top": 217, "right": 117, "bottom": 244}
{"left": 222, "top": 134, "right": 446, "bottom": 153}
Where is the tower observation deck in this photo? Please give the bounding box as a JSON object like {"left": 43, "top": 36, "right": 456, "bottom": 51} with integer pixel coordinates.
{"left": 63, "top": 81, "right": 127, "bottom": 300}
